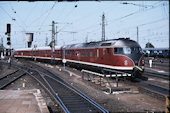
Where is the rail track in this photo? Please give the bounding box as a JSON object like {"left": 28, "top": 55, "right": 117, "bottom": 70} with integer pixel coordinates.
{"left": 0, "top": 69, "right": 26, "bottom": 89}
{"left": 134, "top": 78, "right": 169, "bottom": 100}
{"left": 25, "top": 60, "right": 168, "bottom": 101}
{"left": 10, "top": 61, "right": 109, "bottom": 113}
{"left": 143, "top": 71, "right": 169, "bottom": 80}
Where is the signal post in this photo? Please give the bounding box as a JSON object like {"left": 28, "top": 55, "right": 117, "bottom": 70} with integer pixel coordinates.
{"left": 5, "top": 24, "right": 11, "bottom": 68}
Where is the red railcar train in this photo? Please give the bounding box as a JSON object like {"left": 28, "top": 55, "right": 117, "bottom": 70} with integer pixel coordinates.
{"left": 14, "top": 38, "right": 144, "bottom": 77}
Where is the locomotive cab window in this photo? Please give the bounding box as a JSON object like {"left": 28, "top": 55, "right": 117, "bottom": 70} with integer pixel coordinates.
{"left": 124, "top": 47, "right": 131, "bottom": 54}
{"left": 131, "top": 47, "right": 142, "bottom": 53}
{"left": 114, "top": 48, "right": 123, "bottom": 54}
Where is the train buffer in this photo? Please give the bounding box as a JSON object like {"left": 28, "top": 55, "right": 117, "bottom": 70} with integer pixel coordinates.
{"left": 81, "top": 69, "right": 131, "bottom": 94}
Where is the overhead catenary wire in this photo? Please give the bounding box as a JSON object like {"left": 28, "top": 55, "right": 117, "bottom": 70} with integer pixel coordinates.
{"left": 73, "top": 2, "right": 167, "bottom": 36}
{"left": 9, "top": 3, "right": 28, "bottom": 31}
{"left": 29, "top": 2, "right": 57, "bottom": 27}
{"left": 24, "top": 2, "right": 38, "bottom": 24}
{"left": 57, "top": 2, "right": 78, "bottom": 32}
{"left": 0, "top": 6, "right": 26, "bottom": 32}
{"left": 38, "top": 2, "right": 57, "bottom": 31}
{"left": 107, "top": 1, "right": 167, "bottom": 27}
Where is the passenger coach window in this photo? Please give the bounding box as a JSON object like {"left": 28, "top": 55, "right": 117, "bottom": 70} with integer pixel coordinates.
{"left": 85, "top": 50, "right": 88, "bottom": 57}
{"left": 114, "top": 48, "right": 123, "bottom": 54}
{"left": 72, "top": 50, "right": 74, "bottom": 55}
{"left": 90, "top": 50, "right": 93, "bottom": 57}
{"left": 81, "top": 50, "right": 84, "bottom": 56}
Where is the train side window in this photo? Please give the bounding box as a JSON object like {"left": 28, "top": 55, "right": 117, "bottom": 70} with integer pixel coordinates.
{"left": 73, "top": 50, "right": 74, "bottom": 56}
{"left": 95, "top": 50, "right": 97, "bottom": 57}
{"left": 114, "top": 48, "right": 123, "bottom": 54}
{"left": 68, "top": 50, "right": 70, "bottom": 55}
{"left": 106, "top": 48, "right": 110, "bottom": 54}
{"left": 90, "top": 50, "right": 93, "bottom": 57}
{"left": 70, "top": 50, "right": 72, "bottom": 55}
{"left": 69, "top": 51, "right": 71, "bottom": 55}
{"left": 85, "top": 50, "right": 88, "bottom": 57}
{"left": 76, "top": 51, "right": 80, "bottom": 56}
{"left": 65, "top": 50, "right": 66, "bottom": 55}
{"left": 81, "top": 50, "right": 84, "bottom": 56}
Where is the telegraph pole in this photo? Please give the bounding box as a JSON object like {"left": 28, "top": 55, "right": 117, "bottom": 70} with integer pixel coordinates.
{"left": 101, "top": 13, "right": 106, "bottom": 41}
{"left": 56, "top": 26, "right": 58, "bottom": 46}
{"left": 50, "top": 21, "right": 72, "bottom": 64}
{"left": 51, "top": 21, "right": 55, "bottom": 64}
{"left": 137, "top": 26, "right": 139, "bottom": 43}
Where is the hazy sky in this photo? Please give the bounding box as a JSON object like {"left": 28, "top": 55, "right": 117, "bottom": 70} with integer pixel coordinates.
{"left": 0, "top": 1, "right": 169, "bottom": 49}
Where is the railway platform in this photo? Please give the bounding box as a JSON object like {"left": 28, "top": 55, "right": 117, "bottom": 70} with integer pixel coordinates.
{"left": 0, "top": 89, "right": 49, "bottom": 113}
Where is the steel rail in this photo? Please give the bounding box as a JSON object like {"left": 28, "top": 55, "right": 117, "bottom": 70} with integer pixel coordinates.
{"left": 12, "top": 61, "right": 109, "bottom": 113}
{"left": 135, "top": 78, "right": 169, "bottom": 96}
{"left": 26, "top": 61, "right": 109, "bottom": 112}
{"left": 17, "top": 67, "right": 70, "bottom": 113}
{"left": 0, "top": 71, "right": 25, "bottom": 89}
{"left": 9, "top": 62, "right": 69, "bottom": 113}
{"left": 42, "top": 69, "right": 109, "bottom": 113}
{"left": 144, "top": 71, "right": 169, "bottom": 79}
{"left": 0, "top": 69, "right": 19, "bottom": 80}
{"left": 44, "top": 73, "right": 109, "bottom": 113}
{"left": 39, "top": 72, "right": 70, "bottom": 113}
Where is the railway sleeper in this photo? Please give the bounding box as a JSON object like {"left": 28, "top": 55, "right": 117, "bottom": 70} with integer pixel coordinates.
{"left": 68, "top": 107, "right": 99, "bottom": 113}
{"left": 138, "top": 86, "right": 166, "bottom": 101}
{"left": 65, "top": 104, "right": 95, "bottom": 108}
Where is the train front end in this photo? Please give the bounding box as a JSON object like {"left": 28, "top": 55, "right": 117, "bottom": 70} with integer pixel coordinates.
{"left": 124, "top": 41, "right": 144, "bottom": 78}
{"left": 113, "top": 38, "right": 144, "bottom": 78}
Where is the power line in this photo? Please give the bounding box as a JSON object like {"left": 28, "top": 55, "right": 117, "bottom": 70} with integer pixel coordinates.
{"left": 75, "top": 2, "right": 167, "bottom": 36}
{"left": 9, "top": 3, "right": 28, "bottom": 31}
{"left": 107, "top": 2, "right": 167, "bottom": 27}
{"left": 0, "top": 6, "right": 26, "bottom": 32}
{"left": 38, "top": 2, "right": 57, "bottom": 31}
{"left": 24, "top": 2, "right": 38, "bottom": 24}
{"left": 29, "top": 2, "right": 57, "bottom": 26}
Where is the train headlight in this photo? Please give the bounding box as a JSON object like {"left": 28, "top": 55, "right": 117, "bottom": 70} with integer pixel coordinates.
{"left": 124, "top": 60, "right": 128, "bottom": 65}
{"left": 142, "top": 60, "right": 145, "bottom": 65}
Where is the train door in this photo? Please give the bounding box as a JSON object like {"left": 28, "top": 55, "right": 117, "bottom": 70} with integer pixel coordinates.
{"left": 103, "top": 48, "right": 112, "bottom": 65}
{"left": 94, "top": 48, "right": 99, "bottom": 62}
{"left": 98, "top": 48, "right": 104, "bottom": 63}
{"left": 60, "top": 47, "right": 64, "bottom": 59}
{"left": 75, "top": 50, "right": 80, "bottom": 61}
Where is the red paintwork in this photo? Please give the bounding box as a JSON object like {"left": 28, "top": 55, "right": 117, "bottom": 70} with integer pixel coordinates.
{"left": 139, "top": 56, "right": 144, "bottom": 66}
{"left": 14, "top": 47, "right": 136, "bottom": 68}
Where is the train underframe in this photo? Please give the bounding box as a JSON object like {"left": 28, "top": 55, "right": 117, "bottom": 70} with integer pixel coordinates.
{"left": 14, "top": 56, "right": 144, "bottom": 79}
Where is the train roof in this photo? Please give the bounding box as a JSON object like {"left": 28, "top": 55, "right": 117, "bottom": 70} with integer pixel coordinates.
{"left": 15, "top": 46, "right": 61, "bottom": 51}
{"left": 63, "top": 38, "right": 140, "bottom": 49}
